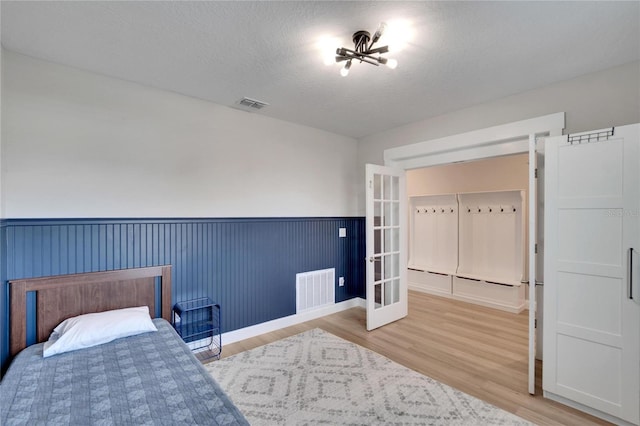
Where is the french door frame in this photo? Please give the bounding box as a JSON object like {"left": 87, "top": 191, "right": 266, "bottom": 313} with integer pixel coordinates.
{"left": 365, "top": 164, "right": 407, "bottom": 331}
{"left": 383, "top": 112, "right": 565, "bottom": 395}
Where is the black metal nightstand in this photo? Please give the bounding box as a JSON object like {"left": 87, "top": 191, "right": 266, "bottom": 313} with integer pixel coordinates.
{"left": 173, "top": 297, "right": 221, "bottom": 358}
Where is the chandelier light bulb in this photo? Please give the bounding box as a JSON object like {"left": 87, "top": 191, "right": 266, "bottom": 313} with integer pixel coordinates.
{"left": 371, "top": 22, "right": 387, "bottom": 45}
{"left": 340, "top": 60, "right": 352, "bottom": 77}
{"left": 386, "top": 58, "right": 398, "bottom": 69}
{"left": 318, "top": 36, "right": 343, "bottom": 66}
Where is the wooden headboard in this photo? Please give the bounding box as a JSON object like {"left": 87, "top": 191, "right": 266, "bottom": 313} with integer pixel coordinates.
{"left": 9, "top": 265, "right": 172, "bottom": 357}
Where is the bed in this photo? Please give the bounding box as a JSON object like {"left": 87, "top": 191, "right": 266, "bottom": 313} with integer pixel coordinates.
{"left": 0, "top": 266, "right": 248, "bottom": 425}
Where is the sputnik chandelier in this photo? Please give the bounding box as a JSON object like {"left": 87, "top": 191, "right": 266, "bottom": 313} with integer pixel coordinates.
{"left": 335, "top": 22, "right": 398, "bottom": 77}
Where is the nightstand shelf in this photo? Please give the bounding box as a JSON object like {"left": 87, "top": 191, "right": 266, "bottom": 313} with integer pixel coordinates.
{"left": 173, "top": 297, "right": 221, "bottom": 358}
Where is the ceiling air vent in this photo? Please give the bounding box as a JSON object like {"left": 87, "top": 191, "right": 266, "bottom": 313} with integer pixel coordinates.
{"left": 236, "top": 97, "right": 269, "bottom": 111}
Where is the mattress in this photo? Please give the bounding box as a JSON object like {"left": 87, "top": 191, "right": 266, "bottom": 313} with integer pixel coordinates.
{"left": 0, "top": 318, "right": 248, "bottom": 425}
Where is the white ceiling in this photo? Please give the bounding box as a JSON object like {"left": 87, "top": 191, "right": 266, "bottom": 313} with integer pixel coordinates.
{"left": 2, "top": 1, "right": 639, "bottom": 139}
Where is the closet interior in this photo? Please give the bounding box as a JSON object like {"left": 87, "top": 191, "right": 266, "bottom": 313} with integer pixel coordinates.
{"left": 407, "top": 155, "right": 528, "bottom": 313}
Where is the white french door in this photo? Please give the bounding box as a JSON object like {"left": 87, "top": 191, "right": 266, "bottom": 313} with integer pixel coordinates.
{"left": 544, "top": 124, "right": 639, "bottom": 424}
{"left": 365, "top": 164, "right": 407, "bottom": 330}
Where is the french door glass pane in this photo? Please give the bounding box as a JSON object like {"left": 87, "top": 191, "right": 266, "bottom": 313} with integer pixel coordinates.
{"left": 392, "top": 202, "right": 399, "bottom": 226}
{"left": 393, "top": 229, "right": 399, "bottom": 251}
{"left": 392, "top": 176, "right": 399, "bottom": 201}
{"left": 384, "top": 281, "right": 392, "bottom": 306}
{"left": 384, "top": 175, "right": 391, "bottom": 200}
{"left": 384, "top": 202, "right": 392, "bottom": 226}
{"left": 384, "top": 255, "right": 392, "bottom": 279}
{"left": 384, "top": 229, "right": 392, "bottom": 253}
{"left": 393, "top": 279, "right": 400, "bottom": 303}
{"left": 392, "top": 253, "right": 399, "bottom": 278}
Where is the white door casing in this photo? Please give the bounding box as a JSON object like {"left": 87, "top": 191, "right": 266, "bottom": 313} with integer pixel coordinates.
{"left": 535, "top": 139, "right": 546, "bottom": 363}
{"left": 383, "top": 113, "right": 565, "bottom": 395}
{"left": 365, "top": 164, "right": 408, "bottom": 330}
{"left": 528, "top": 134, "right": 538, "bottom": 395}
{"left": 543, "top": 124, "right": 640, "bottom": 424}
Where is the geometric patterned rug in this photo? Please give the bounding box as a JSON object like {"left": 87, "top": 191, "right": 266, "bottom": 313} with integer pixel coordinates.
{"left": 204, "top": 329, "right": 534, "bottom": 425}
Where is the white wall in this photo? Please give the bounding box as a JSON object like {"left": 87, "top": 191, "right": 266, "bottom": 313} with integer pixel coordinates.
{"left": 358, "top": 61, "right": 640, "bottom": 215}
{"left": 407, "top": 154, "right": 528, "bottom": 197}
{"left": 0, "top": 47, "right": 3, "bottom": 218}
{"left": 1, "top": 50, "right": 359, "bottom": 218}
{"left": 0, "top": 45, "right": 3, "bottom": 217}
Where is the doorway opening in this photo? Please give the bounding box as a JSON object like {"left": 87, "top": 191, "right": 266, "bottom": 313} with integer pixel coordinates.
{"left": 371, "top": 112, "right": 565, "bottom": 395}
{"left": 405, "top": 153, "right": 536, "bottom": 392}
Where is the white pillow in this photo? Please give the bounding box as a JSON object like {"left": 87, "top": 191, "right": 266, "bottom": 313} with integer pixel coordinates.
{"left": 43, "top": 306, "right": 158, "bottom": 357}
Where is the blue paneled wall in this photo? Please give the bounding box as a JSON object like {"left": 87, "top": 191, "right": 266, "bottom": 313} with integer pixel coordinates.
{"left": 0, "top": 217, "right": 365, "bottom": 372}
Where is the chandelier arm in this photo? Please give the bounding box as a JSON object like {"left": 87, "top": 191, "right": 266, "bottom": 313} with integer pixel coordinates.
{"left": 367, "top": 37, "right": 380, "bottom": 52}
{"left": 339, "top": 47, "right": 359, "bottom": 55}
{"left": 339, "top": 47, "right": 385, "bottom": 64}
{"left": 353, "top": 56, "right": 380, "bottom": 66}
{"left": 366, "top": 46, "right": 389, "bottom": 55}
{"left": 356, "top": 53, "right": 385, "bottom": 64}
{"left": 340, "top": 54, "right": 381, "bottom": 66}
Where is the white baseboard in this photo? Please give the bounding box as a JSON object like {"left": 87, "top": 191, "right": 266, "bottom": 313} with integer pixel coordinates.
{"left": 188, "top": 297, "right": 365, "bottom": 352}
{"left": 449, "top": 293, "right": 527, "bottom": 314}
{"left": 408, "top": 286, "right": 530, "bottom": 314}
{"left": 543, "top": 391, "right": 635, "bottom": 426}
{"left": 408, "top": 283, "right": 454, "bottom": 298}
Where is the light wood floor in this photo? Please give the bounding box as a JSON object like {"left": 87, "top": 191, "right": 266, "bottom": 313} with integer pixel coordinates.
{"left": 202, "top": 291, "right": 610, "bottom": 426}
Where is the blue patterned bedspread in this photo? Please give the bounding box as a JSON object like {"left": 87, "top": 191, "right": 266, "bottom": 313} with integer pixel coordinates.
{"left": 0, "top": 319, "right": 248, "bottom": 425}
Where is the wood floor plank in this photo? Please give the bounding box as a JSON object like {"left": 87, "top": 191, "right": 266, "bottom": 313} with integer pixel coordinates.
{"left": 204, "top": 291, "right": 611, "bottom": 425}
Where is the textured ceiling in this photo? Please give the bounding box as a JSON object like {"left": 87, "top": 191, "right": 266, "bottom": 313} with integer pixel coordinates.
{"left": 1, "top": 1, "right": 639, "bottom": 139}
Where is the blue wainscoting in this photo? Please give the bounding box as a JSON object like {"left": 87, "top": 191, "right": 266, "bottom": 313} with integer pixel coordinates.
{"left": 0, "top": 217, "right": 365, "bottom": 373}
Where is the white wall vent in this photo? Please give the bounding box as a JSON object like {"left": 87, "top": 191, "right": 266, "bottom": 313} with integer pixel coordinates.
{"left": 236, "top": 97, "right": 269, "bottom": 111}
{"left": 296, "top": 268, "right": 335, "bottom": 314}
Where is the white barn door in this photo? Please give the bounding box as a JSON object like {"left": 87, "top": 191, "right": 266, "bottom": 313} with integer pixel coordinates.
{"left": 544, "top": 124, "right": 639, "bottom": 424}
{"left": 365, "top": 164, "right": 407, "bottom": 330}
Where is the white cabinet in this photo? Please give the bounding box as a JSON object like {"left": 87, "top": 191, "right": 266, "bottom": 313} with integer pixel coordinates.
{"left": 544, "top": 124, "right": 639, "bottom": 425}
{"left": 408, "top": 190, "right": 526, "bottom": 312}
{"left": 408, "top": 269, "right": 452, "bottom": 297}
{"left": 456, "top": 191, "right": 526, "bottom": 313}
{"left": 409, "top": 194, "right": 458, "bottom": 274}
{"left": 408, "top": 194, "right": 457, "bottom": 296}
